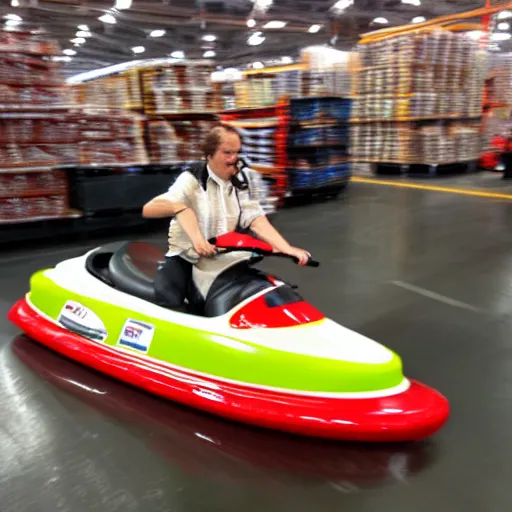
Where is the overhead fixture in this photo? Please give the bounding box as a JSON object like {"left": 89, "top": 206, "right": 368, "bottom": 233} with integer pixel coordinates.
{"left": 466, "top": 30, "right": 484, "bottom": 40}
{"left": 71, "top": 37, "right": 86, "bottom": 44}
{"left": 5, "top": 19, "right": 21, "bottom": 27}
{"left": 132, "top": 46, "right": 145, "bottom": 54}
{"left": 78, "top": 25, "right": 89, "bottom": 31}
{"left": 63, "top": 49, "right": 77, "bottom": 56}
{"left": 4, "top": 14, "right": 22, "bottom": 21}
{"left": 401, "top": 0, "right": 421, "bottom": 5}
{"left": 498, "top": 10, "right": 512, "bottom": 20}
{"left": 252, "top": 61, "right": 264, "bottom": 69}
{"left": 308, "top": 24, "right": 322, "bottom": 33}
{"left": 247, "top": 31, "right": 265, "bottom": 46}
{"left": 498, "top": 22, "right": 510, "bottom": 31}
{"left": 331, "top": 0, "right": 354, "bottom": 15}
{"left": 76, "top": 31, "right": 91, "bottom": 38}
{"left": 263, "top": 20, "right": 287, "bottom": 29}
{"left": 281, "top": 56, "right": 293, "bottom": 64}
{"left": 203, "top": 50, "right": 216, "bottom": 58}
{"left": 115, "top": 0, "right": 132, "bottom": 9}
{"left": 170, "top": 50, "right": 185, "bottom": 59}
{"left": 373, "top": 17, "right": 388, "bottom": 24}
{"left": 98, "top": 13, "right": 116, "bottom": 24}
{"left": 492, "top": 32, "right": 511, "bottom": 41}
{"left": 412, "top": 16, "right": 426, "bottom": 23}
{"left": 149, "top": 29, "right": 166, "bottom": 37}
{"left": 251, "top": 0, "right": 273, "bottom": 11}
{"left": 53, "top": 56, "right": 72, "bottom": 62}
{"left": 247, "top": 19, "right": 256, "bottom": 28}
{"left": 202, "top": 34, "right": 217, "bottom": 42}
{"left": 11, "top": 0, "right": 20, "bottom": 6}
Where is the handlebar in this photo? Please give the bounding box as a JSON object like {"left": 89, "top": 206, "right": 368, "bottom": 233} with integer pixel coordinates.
{"left": 273, "top": 253, "right": 320, "bottom": 267}
{"left": 208, "top": 236, "right": 320, "bottom": 268}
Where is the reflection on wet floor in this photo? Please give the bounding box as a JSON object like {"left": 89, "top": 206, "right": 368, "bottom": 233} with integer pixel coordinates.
{"left": 10, "top": 335, "right": 435, "bottom": 494}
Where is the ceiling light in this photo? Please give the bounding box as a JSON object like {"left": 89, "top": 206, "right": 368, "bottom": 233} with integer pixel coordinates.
{"left": 4, "top": 14, "right": 21, "bottom": 21}
{"left": 53, "top": 56, "right": 72, "bottom": 62}
{"left": 252, "top": 61, "right": 264, "bottom": 69}
{"left": 498, "top": 22, "right": 510, "bottom": 30}
{"left": 132, "top": 46, "right": 145, "bottom": 54}
{"left": 11, "top": 0, "right": 19, "bottom": 6}
{"left": 331, "top": 0, "right": 354, "bottom": 14}
{"left": 202, "top": 34, "right": 217, "bottom": 42}
{"left": 149, "top": 29, "right": 166, "bottom": 37}
{"left": 373, "top": 17, "right": 388, "bottom": 24}
{"left": 248, "top": 31, "right": 265, "bottom": 46}
{"left": 76, "top": 31, "right": 91, "bottom": 38}
{"left": 402, "top": 0, "right": 421, "bottom": 5}
{"left": 412, "top": 16, "right": 426, "bottom": 23}
{"left": 498, "top": 11, "right": 512, "bottom": 20}
{"left": 466, "top": 30, "right": 484, "bottom": 40}
{"left": 5, "top": 19, "right": 20, "bottom": 27}
{"left": 281, "top": 56, "right": 293, "bottom": 64}
{"left": 115, "top": 0, "right": 132, "bottom": 9}
{"left": 263, "top": 21, "right": 287, "bottom": 29}
{"left": 99, "top": 13, "right": 116, "bottom": 24}
{"left": 71, "top": 38, "right": 86, "bottom": 44}
{"left": 63, "top": 49, "right": 77, "bottom": 56}
{"left": 170, "top": 51, "right": 185, "bottom": 59}
{"left": 308, "top": 24, "right": 322, "bottom": 33}
{"left": 251, "top": 0, "right": 273, "bottom": 11}
{"left": 78, "top": 25, "right": 89, "bottom": 31}
{"left": 492, "top": 32, "right": 511, "bottom": 41}
{"left": 203, "top": 50, "right": 216, "bottom": 58}
{"left": 247, "top": 19, "right": 256, "bottom": 28}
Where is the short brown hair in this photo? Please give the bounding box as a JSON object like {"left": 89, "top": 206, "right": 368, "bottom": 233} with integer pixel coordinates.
{"left": 201, "top": 125, "right": 242, "bottom": 159}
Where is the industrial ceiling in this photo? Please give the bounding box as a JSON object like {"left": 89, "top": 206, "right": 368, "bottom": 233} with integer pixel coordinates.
{"left": 0, "top": 0, "right": 493, "bottom": 76}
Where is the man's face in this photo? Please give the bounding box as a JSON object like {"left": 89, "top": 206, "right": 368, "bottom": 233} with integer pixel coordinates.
{"left": 209, "top": 132, "right": 241, "bottom": 181}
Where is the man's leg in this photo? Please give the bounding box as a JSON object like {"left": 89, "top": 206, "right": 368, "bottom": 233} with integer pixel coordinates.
{"left": 154, "top": 256, "right": 192, "bottom": 310}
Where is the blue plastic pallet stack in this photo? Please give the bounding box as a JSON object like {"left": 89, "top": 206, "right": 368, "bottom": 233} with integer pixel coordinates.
{"left": 287, "top": 97, "right": 352, "bottom": 194}
{"left": 289, "top": 163, "right": 351, "bottom": 191}
{"left": 238, "top": 126, "right": 277, "bottom": 166}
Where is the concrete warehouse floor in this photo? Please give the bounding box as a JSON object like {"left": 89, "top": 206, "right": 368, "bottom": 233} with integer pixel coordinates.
{"left": 2, "top": 178, "right": 512, "bottom": 512}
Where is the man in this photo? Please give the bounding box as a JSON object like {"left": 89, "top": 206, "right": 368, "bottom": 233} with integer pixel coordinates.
{"left": 142, "top": 125, "right": 310, "bottom": 310}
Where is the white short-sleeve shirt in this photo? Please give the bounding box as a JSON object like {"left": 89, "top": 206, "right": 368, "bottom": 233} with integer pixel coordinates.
{"left": 163, "top": 165, "right": 265, "bottom": 262}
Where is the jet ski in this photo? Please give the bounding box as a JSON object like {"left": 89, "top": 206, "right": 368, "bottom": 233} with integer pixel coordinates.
{"left": 8, "top": 231, "right": 449, "bottom": 442}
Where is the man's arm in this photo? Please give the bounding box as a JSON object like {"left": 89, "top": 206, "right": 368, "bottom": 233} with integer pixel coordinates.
{"left": 142, "top": 195, "right": 187, "bottom": 218}
{"left": 142, "top": 174, "right": 216, "bottom": 257}
{"left": 174, "top": 208, "right": 216, "bottom": 257}
{"left": 250, "top": 216, "right": 310, "bottom": 266}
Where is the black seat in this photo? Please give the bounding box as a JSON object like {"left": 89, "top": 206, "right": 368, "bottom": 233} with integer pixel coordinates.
{"left": 85, "top": 241, "right": 127, "bottom": 287}
{"left": 86, "top": 243, "right": 272, "bottom": 316}
{"left": 108, "top": 241, "right": 166, "bottom": 303}
{"left": 204, "top": 262, "right": 273, "bottom": 317}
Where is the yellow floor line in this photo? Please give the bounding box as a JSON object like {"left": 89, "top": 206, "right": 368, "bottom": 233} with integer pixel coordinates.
{"left": 351, "top": 176, "right": 512, "bottom": 201}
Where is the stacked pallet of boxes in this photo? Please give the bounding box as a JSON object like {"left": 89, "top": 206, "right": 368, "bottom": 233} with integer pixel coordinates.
{"left": 70, "top": 69, "right": 149, "bottom": 167}
{"left": 141, "top": 61, "right": 220, "bottom": 164}
{"left": 0, "top": 28, "right": 79, "bottom": 224}
{"left": 75, "top": 109, "right": 148, "bottom": 167}
{"left": 351, "top": 29, "right": 485, "bottom": 174}
{"left": 480, "top": 52, "right": 512, "bottom": 168}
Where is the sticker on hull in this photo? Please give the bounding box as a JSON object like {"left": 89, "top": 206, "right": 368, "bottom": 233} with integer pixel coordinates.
{"left": 58, "top": 300, "right": 108, "bottom": 342}
{"left": 117, "top": 319, "right": 155, "bottom": 353}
